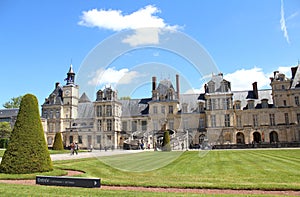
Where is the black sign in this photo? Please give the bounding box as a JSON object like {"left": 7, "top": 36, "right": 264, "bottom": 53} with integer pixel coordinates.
{"left": 36, "top": 176, "right": 101, "bottom": 188}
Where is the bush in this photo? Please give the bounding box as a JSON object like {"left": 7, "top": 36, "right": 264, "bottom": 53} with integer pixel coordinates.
{"left": 162, "top": 130, "right": 171, "bottom": 151}
{"left": 0, "top": 94, "right": 53, "bottom": 174}
{"left": 52, "top": 132, "right": 64, "bottom": 150}
{"left": 0, "top": 138, "right": 9, "bottom": 148}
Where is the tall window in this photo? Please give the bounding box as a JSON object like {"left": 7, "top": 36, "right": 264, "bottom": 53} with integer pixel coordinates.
{"left": 211, "top": 99, "right": 216, "bottom": 110}
{"left": 122, "top": 121, "right": 127, "bottom": 131}
{"left": 222, "top": 98, "right": 227, "bottom": 110}
{"left": 131, "top": 121, "right": 137, "bottom": 131}
{"left": 153, "top": 106, "right": 158, "bottom": 114}
{"left": 183, "top": 118, "right": 188, "bottom": 129}
{"left": 107, "top": 119, "right": 112, "bottom": 131}
{"left": 153, "top": 120, "right": 158, "bottom": 130}
{"left": 97, "top": 120, "right": 102, "bottom": 131}
{"left": 297, "top": 113, "right": 300, "bottom": 124}
{"left": 169, "top": 119, "right": 174, "bottom": 130}
{"left": 253, "top": 114, "right": 258, "bottom": 127}
{"left": 295, "top": 96, "right": 299, "bottom": 106}
{"left": 141, "top": 121, "right": 147, "bottom": 131}
{"left": 168, "top": 105, "right": 173, "bottom": 114}
{"left": 55, "top": 110, "right": 60, "bottom": 118}
{"left": 283, "top": 100, "right": 287, "bottom": 106}
{"left": 225, "top": 114, "right": 230, "bottom": 127}
{"left": 97, "top": 135, "right": 101, "bottom": 144}
{"left": 96, "top": 106, "right": 102, "bottom": 117}
{"left": 284, "top": 113, "right": 289, "bottom": 125}
{"left": 161, "top": 106, "right": 165, "bottom": 114}
{"left": 199, "top": 118, "right": 205, "bottom": 128}
{"left": 236, "top": 115, "right": 242, "bottom": 127}
{"left": 248, "top": 101, "right": 254, "bottom": 109}
{"left": 211, "top": 115, "right": 216, "bottom": 127}
{"left": 78, "top": 136, "right": 82, "bottom": 144}
{"left": 235, "top": 102, "right": 241, "bottom": 110}
{"left": 50, "top": 110, "right": 53, "bottom": 118}
{"left": 106, "top": 105, "right": 112, "bottom": 116}
{"left": 269, "top": 114, "right": 275, "bottom": 126}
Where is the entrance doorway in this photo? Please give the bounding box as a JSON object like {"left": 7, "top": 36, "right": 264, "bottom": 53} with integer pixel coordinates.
{"left": 253, "top": 132, "right": 261, "bottom": 143}
{"left": 236, "top": 132, "right": 245, "bottom": 144}
{"left": 269, "top": 131, "right": 279, "bottom": 143}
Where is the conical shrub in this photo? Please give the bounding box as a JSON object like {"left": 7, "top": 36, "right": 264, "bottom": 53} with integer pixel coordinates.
{"left": 0, "top": 94, "right": 53, "bottom": 174}
{"left": 162, "top": 130, "right": 171, "bottom": 151}
{"left": 52, "top": 132, "right": 64, "bottom": 150}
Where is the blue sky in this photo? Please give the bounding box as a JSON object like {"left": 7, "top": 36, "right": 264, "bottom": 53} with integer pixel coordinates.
{"left": 1, "top": 0, "right": 299, "bottom": 106}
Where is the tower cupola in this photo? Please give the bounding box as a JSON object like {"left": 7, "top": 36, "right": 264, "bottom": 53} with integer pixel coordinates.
{"left": 65, "top": 64, "right": 75, "bottom": 85}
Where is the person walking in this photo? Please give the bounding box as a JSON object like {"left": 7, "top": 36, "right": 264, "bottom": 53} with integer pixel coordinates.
{"left": 70, "top": 142, "right": 75, "bottom": 155}
{"left": 74, "top": 142, "right": 79, "bottom": 155}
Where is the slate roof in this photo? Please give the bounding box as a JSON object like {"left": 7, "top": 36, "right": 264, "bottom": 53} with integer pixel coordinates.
{"left": 156, "top": 79, "right": 175, "bottom": 95}
{"left": 119, "top": 99, "right": 150, "bottom": 117}
{"left": 79, "top": 92, "right": 91, "bottom": 103}
{"left": 0, "top": 108, "right": 19, "bottom": 118}
{"left": 179, "top": 94, "right": 201, "bottom": 113}
{"left": 77, "top": 102, "right": 94, "bottom": 119}
{"left": 43, "top": 86, "right": 63, "bottom": 105}
{"left": 291, "top": 65, "right": 300, "bottom": 89}
{"left": 233, "top": 89, "right": 272, "bottom": 109}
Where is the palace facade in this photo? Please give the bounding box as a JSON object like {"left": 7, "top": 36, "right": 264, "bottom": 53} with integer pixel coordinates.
{"left": 41, "top": 64, "right": 300, "bottom": 149}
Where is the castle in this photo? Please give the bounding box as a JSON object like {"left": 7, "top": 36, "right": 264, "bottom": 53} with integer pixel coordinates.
{"left": 41, "top": 64, "right": 300, "bottom": 149}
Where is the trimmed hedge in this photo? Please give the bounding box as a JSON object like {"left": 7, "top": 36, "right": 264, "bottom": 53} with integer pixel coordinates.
{"left": 0, "top": 94, "right": 53, "bottom": 174}
{"left": 52, "top": 132, "right": 64, "bottom": 150}
{"left": 162, "top": 130, "right": 171, "bottom": 151}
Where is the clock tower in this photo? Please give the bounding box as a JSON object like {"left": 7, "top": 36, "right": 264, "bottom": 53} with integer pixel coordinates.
{"left": 62, "top": 64, "right": 79, "bottom": 131}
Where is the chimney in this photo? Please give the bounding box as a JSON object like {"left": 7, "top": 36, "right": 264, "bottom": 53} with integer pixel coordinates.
{"left": 252, "top": 82, "right": 258, "bottom": 99}
{"left": 204, "top": 84, "right": 208, "bottom": 93}
{"left": 152, "top": 76, "right": 156, "bottom": 91}
{"left": 176, "top": 74, "right": 180, "bottom": 99}
{"left": 55, "top": 82, "right": 60, "bottom": 89}
{"left": 291, "top": 67, "right": 298, "bottom": 79}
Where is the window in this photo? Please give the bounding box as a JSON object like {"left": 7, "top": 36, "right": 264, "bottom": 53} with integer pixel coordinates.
{"left": 97, "top": 120, "right": 102, "bottom": 131}
{"left": 283, "top": 100, "right": 287, "bottom": 106}
{"left": 183, "top": 118, "right": 188, "bottom": 129}
{"left": 248, "top": 101, "right": 254, "bottom": 109}
{"left": 43, "top": 111, "right": 48, "bottom": 119}
{"left": 262, "top": 100, "right": 268, "bottom": 108}
{"left": 96, "top": 106, "right": 102, "bottom": 117}
{"left": 50, "top": 110, "right": 53, "bottom": 118}
{"left": 297, "top": 113, "right": 300, "bottom": 124}
{"left": 122, "top": 121, "right": 127, "bottom": 131}
{"left": 269, "top": 114, "right": 275, "bottom": 126}
{"left": 161, "top": 106, "right": 165, "bottom": 114}
{"left": 225, "top": 114, "right": 230, "bottom": 127}
{"left": 153, "top": 106, "right": 158, "bottom": 114}
{"left": 222, "top": 98, "right": 227, "bottom": 110}
{"left": 55, "top": 110, "right": 60, "bottom": 118}
{"left": 106, "top": 105, "right": 112, "bottom": 116}
{"left": 253, "top": 114, "right": 258, "bottom": 127}
{"left": 97, "top": 135, "right": 101, "bottom": 144}
{"left": 78, "top": 136, "right": 82, "bottom": 144}
{"left": 168, "top": 105, "right": 173, "bottom": 114}
{"left": 199, "top": 118, "right": 205, "bottom": 128}
{"left": 69, "top": 136, "right": 73, "bottom": 144}
{"left": 211, "top": 115, "right": 216, "bottom": 127}
{"left": 284, "top": 113, "right": 289, "bottom": 125}
{"left": 107, "top": 119, "right": 112, "bottom": 131}
{"left": 282, "top": 85, "right": 285, "bottom": 89}
{"left": 295, "top": 96, "right": 299, "bottom": 106}
{"left": 169, "top": 119, "right": 174, "bottom": 130}
{"left": 235, "top": 102, "right": 241, "bottom": 110}
{"left": 131, "top": 121, "right": 137, "bottom": 132}
{"left": 182, "top": 104, "right": 188, "bottom": 113}
{"left": 211, "top": 99, "right": 216, "bottom": 110}
{"left": 153, "top": 120, "right": 158, "bottom": 130}
{"left": 236, "top": 115, "right": 242, "bottom": 127}
{"left": 142, "top": 121, "right": 147, "bottom": 131}
{"left": 198, "top": 103, "right": 204, "bottom": 112}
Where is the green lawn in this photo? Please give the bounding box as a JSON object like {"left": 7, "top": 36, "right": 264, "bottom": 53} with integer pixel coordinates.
{"left": 0, "top": 149, "right": 299, "bottom": 196}
{"left": 54, "top": 149, "right": 300, "bottom": 190}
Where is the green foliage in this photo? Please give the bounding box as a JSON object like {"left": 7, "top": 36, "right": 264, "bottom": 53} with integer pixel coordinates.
{"left": 0, "top": 122, "right": 12, "bottom": 139}
{"left": 0, "top": 94, "right": 53, "bottom": 174}
{"left": 119, "top": 96, "right": 131, "bottom": 100}
{"left": 52, "top": 132, "right": 64, "bottom": 150}
{"left": 162, "top": 130, "right": 171, "bottom": 151}
{"left": 2, "top": 96, "right": 23, "bottom": 108}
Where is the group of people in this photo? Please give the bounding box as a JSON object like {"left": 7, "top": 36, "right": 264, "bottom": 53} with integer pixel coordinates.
{"left": 70, "top": 142, "right": 79, "bottom": 155}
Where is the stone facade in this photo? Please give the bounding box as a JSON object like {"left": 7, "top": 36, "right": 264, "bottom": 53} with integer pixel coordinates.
{"left": 41, "top": 64, "right": 300, "bottom": 149}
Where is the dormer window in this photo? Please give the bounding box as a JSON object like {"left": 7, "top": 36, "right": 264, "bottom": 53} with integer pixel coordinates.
{"left": 235, "top": 101, "right": 241, "bottom": 110}
{"left": 182, "top": 103, "right": 188, "bottom": 113}
{"left": 248, "top": 100, "right": 255, "bottom": 109}
{"left": 208, "top": 81, "right": 215, "bottom": 93}
{"left": 261, "top": 99, "right": 268, "bottom": 108}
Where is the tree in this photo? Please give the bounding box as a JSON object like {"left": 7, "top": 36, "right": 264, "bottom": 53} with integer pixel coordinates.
{"left": 3, "top": 96, "right": 23, "bottom": 108}
{"left": 0, "top": 94, "right": 53, "bottom": 174}
{"left": 52, "top": 132, "right": 64, "bottom": 150}
{"left": 162, "top": 130, "right": 171, "bottom": 151}
{"left": 0, "top": 122, "right": 12, "bottom": 139}
{"left": 119, "top": 96, "right": 131, "bottom": 100}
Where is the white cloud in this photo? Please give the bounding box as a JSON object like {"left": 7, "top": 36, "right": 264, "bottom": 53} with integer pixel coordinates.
{"left": 78, "top": 5, "right": 177, "bottom": 31}
{"left": 280, "top": 0, "right": 290, "bottom": 44}
{"left": 184, "top": 88, "right": 202, "bottom": 94}
{"left": 88, "top": 67, "right": 140, "bottom": 86}
{"left": 122, "top": 28, "right": 160, "bottom": 46}
{"left": 224, "top": 67, "right": 270, "bottom": 91}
